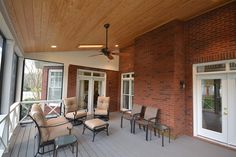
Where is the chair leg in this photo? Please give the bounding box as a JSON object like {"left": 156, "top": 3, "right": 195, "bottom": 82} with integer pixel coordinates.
{"left": 120, "top": 116, "right": 123, "bottom": 128}
{"left": 130, "top": 120, "right": 133, "bottom": 133}
{"left": 76, "top": 142, "right": 78, "bottom": 157}
{"left": 139, "top": 124, "right": 141, "bottom": 129}
{"left": 92, "top": 131, "right": 96, "bottom": 142}
{"left": 106, "top": 124, "right": 109, "bottom": 136}
{"left": 82, "top": 125, "right": 86, "bottom": 134}
{"left": 146, "top": 126, "right": 149, "bottom": 141}
{"left": 154, "top": 128, "right": 157, "bottom": 136}
{"left": 133, "top": 121, "right": 136, "bottom": 134}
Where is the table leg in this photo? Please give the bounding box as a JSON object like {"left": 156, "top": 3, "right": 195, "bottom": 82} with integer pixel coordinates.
{"left": 150, "top": 127, "right": 152, "bottom": 140}
{"left": 169, "top": 129, "right": 171, "bottom": 143}
{"left": 162, "top": 132, "right": 164, "bottom": 147}
{"left": 76, "top": 142, "right": 78, "bottom": 157}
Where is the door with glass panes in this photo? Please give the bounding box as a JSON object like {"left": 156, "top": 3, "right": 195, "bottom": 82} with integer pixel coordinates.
{"left": 121, "top": 73, "right": 134, "bottom": 110}
{"left": 195, "top": 61, "right": 236, "bottom": 146}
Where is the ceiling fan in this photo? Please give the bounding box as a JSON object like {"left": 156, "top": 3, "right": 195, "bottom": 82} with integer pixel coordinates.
{"left": 90, "top": 23, "right": 120, "bottom": 60}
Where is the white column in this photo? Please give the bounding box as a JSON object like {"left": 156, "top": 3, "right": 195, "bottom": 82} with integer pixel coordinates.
{"left": 15, "top": 57, "right": 24, "bottom": 102}
{"left": 1, "top": 39, "right": 15, "bottom": 114}
{"left": 62, "top": 63, "right": 69, "bottom": 99}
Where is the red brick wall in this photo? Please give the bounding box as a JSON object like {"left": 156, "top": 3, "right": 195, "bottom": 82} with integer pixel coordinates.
{"left": 119, "top": 2, "right": 236, "bottom": 137}
{"left": 41, "top": 66, "right": 63, "bottom": 100}
{"left": 67, "top": 64, "right": 119, "bottom": 112}
{"left": 134, "top": 20, "right": 185, "bottom": 137}
{"left": 184, "top": 2, "right": 236, "bottom": 136}
{"left": 118, "top": 45, "right": 135, "bottom": 111}
{"left": 119, "top": 45, "right": 135, "bottom": 73}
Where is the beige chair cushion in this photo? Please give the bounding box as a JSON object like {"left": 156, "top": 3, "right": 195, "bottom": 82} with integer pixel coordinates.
{"left": 31, "top": 107, "right": 49, "bottom": 142}
{"left": 144, "top": 106, "right": 158, "bottom": 120}
{"left": 94, "top": 109, "right": 108, "bottom": 115}
{"left": 31, "top": 103, "right": 44, "bottom": 115}
{"left": 84, "top": 118, "right": 107, "bottom": 129}
{"left": 48, "top": 122, "right": 72, "bottom": 141}
{"left": 64, "top": 97, "right": 78, "bottom": 113}
{"left": 131, "top": 104, "right": 142, "bottom": 115}
{"left": 65, "top": 110, "right": 87, "bottom": 119}
{"left": 47, "top": 116, "right": 69, "bottom": 126}
{"left": 97, "top": 96, "right": 110, "bottom": 110}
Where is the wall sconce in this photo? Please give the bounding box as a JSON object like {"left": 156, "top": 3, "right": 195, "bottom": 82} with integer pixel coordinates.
{"left": 180, "top": 80, "right": 185, "bottom": 89}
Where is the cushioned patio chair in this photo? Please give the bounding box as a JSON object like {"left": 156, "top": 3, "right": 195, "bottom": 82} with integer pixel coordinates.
{"left": 133, "top": 106, "right": 159, "bottom": 141}
{"left": 120, "top": 104, "right": 145, "bottom": 133}
{"left": 64, "top": 97, "right": 87, "bottom": 125}
{"left": 94, "top": 96, "right": 110, "bottom": 121}
{"left": 29, "top": 104, "right": 73, "bottom": 157}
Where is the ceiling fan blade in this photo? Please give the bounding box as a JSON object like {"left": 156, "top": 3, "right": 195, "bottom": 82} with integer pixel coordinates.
{"left": 111, "top": 52, "right": 130, "bottom": 56}
{"left": 107, "top": 54, "right": 114, "bottom": 60}
{"left": 89, "top": 53, "right": 103, "bottom": 57}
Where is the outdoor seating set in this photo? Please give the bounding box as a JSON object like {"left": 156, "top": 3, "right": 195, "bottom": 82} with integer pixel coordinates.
{"left": 120, "top": 104, "right": 170, "bottom": 146}
{"left": 28, "top": 96, "right": 110, "bottom": 157}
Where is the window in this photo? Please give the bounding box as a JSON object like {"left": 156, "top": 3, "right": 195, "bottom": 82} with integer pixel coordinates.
{"left": 47, "top": 69, "right": 63, "bottom": 100}
{"left": 0, "top": 33, "right": 6, "bottom": 108}
{"left": 121, "top": 72, "right": 134, "bottom": 110}
{"left": 22, "top": 59, "right": 64, "bottom": 101}
{"left": 9, "top": 53, "right": 18, "bottom": 105}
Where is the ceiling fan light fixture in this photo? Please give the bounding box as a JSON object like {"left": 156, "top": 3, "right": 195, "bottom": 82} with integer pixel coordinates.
{"left": 78, "top": 44, "right": 103, "bottom": 48}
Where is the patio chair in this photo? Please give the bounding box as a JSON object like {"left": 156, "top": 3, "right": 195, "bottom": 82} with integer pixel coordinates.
{"left": 120, "top": 104, "right": 145, "bottom": 133}
{"left": 64, "top": 97, "right": 87, "bottom": 125}
{"left": 28, "top": 104, "right": 73, "bottom": 157}
{"left": 94, "top": 96, "right": 110, "bottom": 121}
{"left": 133, "top": 106, "right": 159, "bottom": 141}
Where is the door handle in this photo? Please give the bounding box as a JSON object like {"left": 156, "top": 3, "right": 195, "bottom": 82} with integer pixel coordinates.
{"left": 224, "top": 112, "right": 228, "bottom": 115}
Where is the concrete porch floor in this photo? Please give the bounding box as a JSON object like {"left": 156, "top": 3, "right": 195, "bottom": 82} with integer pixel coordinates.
{"left": 3, "top": 112, "right": 236, "bottom": 157}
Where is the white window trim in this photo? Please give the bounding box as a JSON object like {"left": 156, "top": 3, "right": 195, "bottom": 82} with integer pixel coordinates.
{"left": 120, "top": 72, "right": 134, "bottom": 111}
{"left": 47, "top": 69, "right": 63, "bottom": 100}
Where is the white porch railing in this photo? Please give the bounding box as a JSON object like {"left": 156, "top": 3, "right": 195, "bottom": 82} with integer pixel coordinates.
{"left": 0, "top": 100, "right": 63, "bottom": 156}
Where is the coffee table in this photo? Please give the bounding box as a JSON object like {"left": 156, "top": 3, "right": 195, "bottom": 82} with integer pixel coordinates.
{"left": 53, "top": 135, "right": 78, "bottom": 157}
{"left": 150, "top": 123, "right": 170, "bottom": 147}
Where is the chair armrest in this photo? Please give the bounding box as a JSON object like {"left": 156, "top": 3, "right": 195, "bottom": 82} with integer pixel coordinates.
{"left": 148, "top": 117, "right": 156, "bottom": 124}
{"left": 39, "top": 120, "right": 73, "bottom": 128}
{"left": 121, "top": 109, "right": 132, "bottom": 114}
{"left": 133, "top": 113, "right": 142, "bottom": 120}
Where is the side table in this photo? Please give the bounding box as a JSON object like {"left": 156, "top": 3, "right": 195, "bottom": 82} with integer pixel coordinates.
{"left": 150, "top": 123, "right": 170, "bottom": 147}
{"left": 54, "top": 135, "right": 78, "bottom": 157}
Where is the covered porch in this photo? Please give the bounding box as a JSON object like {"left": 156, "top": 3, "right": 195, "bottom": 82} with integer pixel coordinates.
{"left": 3, "top": 112, "right": 236, "bottom": 157}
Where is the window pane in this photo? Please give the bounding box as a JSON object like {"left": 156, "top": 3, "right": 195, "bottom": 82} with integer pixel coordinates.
{"left": 201, "top": 79, "right": 222, "bottom": 133}
{"left": 230, "top": 62, "right": 236, "bottom": 70}
{"left": 122, "top": 95, "right": 129, "bottom": 109}
{"left": 197, "top": 64, "right": 226, "bottom": 73}
{"left": 123, "top": 80, "right": 129, "bottom": 94}
{"left": 0, "top": 35, "right": 3, "bottom": 71}
{"left": 48, "top": 70, "right": 63, "bottom": 100}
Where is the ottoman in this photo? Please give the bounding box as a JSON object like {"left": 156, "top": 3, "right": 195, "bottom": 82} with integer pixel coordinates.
{"left": 82, "top": 118, "right": 109, "bottom": 142}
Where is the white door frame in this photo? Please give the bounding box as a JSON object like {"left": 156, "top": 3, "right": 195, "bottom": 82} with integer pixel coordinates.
{"left": 193, "top": 60, "right": 236, "bottom": 147}
{"left": 76, "top": 69, "right": 106, "bottom": 113}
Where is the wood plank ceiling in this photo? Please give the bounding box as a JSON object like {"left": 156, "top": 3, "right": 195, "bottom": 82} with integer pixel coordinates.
{"left": 4, "top": 0, "right": 232, "bottom": 52}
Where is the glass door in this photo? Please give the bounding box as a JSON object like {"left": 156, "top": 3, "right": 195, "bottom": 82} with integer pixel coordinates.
{"left": 197, "top": 74, "right": 227, "bottom": 143}
{"left": 121, "top": 73, "right": 134, "bottom": 110}
{"left": 78, "top": 79, "right": 90, "bottom": 110}
{"left": 77, "top": 70, "right": 106, "bottom": 113}
{"left": 93, "top": 79, "right": 105, "bottom": 109}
